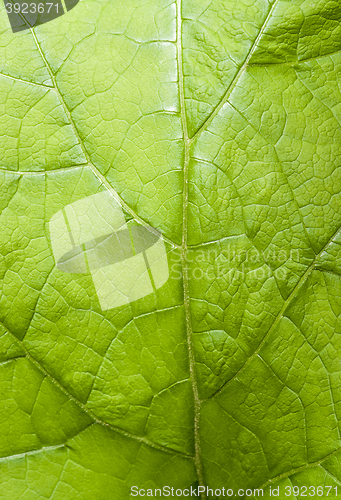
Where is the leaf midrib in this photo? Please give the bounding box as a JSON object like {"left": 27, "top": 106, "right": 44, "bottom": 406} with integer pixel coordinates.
{"left": 176, "top": 0, "right": 205, "bottom": 492}
{"left": 176, "top": 0, "right": 282, "bottom": 494}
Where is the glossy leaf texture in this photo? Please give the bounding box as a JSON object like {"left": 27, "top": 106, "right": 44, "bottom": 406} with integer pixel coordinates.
{"left": 0, "top": 0, "right": 341, "bottom": 498}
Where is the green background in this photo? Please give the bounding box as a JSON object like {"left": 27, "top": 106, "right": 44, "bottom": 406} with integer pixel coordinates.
{"left": 0, "top": 0, "right": 341, "bottom": 498}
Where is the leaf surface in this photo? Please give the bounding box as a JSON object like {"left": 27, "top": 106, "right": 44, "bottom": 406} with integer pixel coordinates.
{"left": 0, "top": 0, "right": 341, "bottom": 498}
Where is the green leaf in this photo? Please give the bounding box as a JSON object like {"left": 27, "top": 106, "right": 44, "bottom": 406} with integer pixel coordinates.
{"left": 0, "top": 0, "right": 341, "bottom": 498}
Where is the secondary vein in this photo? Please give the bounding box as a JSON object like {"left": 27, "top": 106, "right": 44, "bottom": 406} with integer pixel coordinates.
{"left": 190, "top": 0, "right": 280, "bottom": 142}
